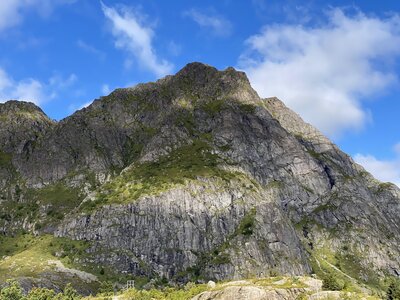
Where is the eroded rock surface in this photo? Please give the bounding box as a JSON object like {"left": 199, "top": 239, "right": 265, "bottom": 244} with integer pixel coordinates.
{"left": 0, "top": 62, "right": 399, "bottom": 291}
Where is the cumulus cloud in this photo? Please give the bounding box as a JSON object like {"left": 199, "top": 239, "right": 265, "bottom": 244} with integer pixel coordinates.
{"left": 184, "top": 8, "right": 232, "bottom": 37}
{"left": 0, "top": 0, "right": 76, "bottom": 33}
{"left": 101, "top": 1, "right": 173, "bottom": 77}
{"left": 354, "top": 150, "right": 400, "bottom": 187}
{"left": 239, "top": 8, "right": 400, "bottom": 137}
{"left": 0, "top": 68, "right": 45, "bottom": 104}
{"left": 0, "top": 67, "right": 76, "bottom": 105}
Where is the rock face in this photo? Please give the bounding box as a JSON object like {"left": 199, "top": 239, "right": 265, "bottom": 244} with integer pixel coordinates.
{"left": 191, "top": 277, "right": 322, "bottom": 300}
{"left": 0, "top": 62, "right": 399, "bottom": 290}
{"left": 192, "top": 285, "right": 306, "bottom": 300}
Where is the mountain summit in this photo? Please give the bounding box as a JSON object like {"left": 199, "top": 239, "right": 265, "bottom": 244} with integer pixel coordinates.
{"left": 0, "top": 63, "right": 399, "bottom": 294}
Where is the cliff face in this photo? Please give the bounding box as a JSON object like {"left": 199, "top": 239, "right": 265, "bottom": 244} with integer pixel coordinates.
{"left": 0, "top": 63, "right": 399, "bottom": 291}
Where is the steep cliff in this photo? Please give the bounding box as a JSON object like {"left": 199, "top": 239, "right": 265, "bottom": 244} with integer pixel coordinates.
{"left": 0, "top": 63, "right": 399, "bottom": 294}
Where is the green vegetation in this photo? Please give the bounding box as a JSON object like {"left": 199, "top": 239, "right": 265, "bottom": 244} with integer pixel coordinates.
{"left": 265, "top": 180, "right": 283, "bottom": 190}
{"left": 0, "top": 233, "right": 146, "bottom": 287}
{"left": 237, "top": 208, "right": 257, "bottom": 236}
{"left": 0, "top": 281, "right": 81, "bottom": 300}
{"left": 238, "top": 103, "right": 256, "bottom": 114}
{"left": 177, "top": 207, "right": 258, "bottom": 281}
{"left": 175, "top": 110, "right": 196, "bottom": 134}
{"left": 387, "top": 278, "right": 400, "bottom": 300}
{"left": 376, "top": 182, "right": 396, "bottom": 194}
{"left": 0, "top": 180, "right": 85, "bottom": 235}
{"left": 117, "top": 284, "right": 208, "bottom": 300}
{"left": 0, "top": 151, "right": 12, "bottom": 168}
{"left": 0, "top": 234, "right": 91, "bottom": 282}
{"left": 312, "top": 203, "right": 336, "bottom": 214}
{"left": 322, "top": 272, "right": 345, "bottom": 291}
{"left": 200, "top": 99, "right": 257, "bottom": 116}
{"left": 201, "top": 99, "right": 226, "bottom": 116}
{"left": 81, "top": 139, "right": 237, "bottom": 211}
{"left": 25, "top": 182, "right": 83, "bottom": 227}
{"left": 0, "top": 275, "right": 381, "bottom": 300}
{"left": 0, "top": 280, "right": 25, "bottom": 300}
{"left": 307, "top": 244, "right": 386, "bottom": 296}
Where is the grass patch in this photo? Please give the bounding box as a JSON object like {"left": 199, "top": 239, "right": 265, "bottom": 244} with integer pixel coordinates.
{"left": 0, "top": 150, "right": 12, "bottom": 168}
{"left": 175, "top": 111, "right": 196, "bottom": 134}
{"left": 238, "top": 103, "right": 256, "bottom": 114}
{"left": 312, "top": 203, "right": 336, "bottom": 214}
{"left": 201, "top": 99, "right": 226, "bottom": 116}
{"left": 26, "top": 182, "right": 83, "bottom": 227}
{"left": 0, "top": 234, "right": 91, "bottom": 282}
{"left": 80, "top": 139, "right": 237, "bottom": 211}
{"left": 309, "top": 245, "right": 385, "bottom": 295}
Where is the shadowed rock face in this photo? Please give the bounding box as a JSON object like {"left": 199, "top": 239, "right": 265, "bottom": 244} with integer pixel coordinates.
{"left": 0, "top": 62, "right": 399, "bottom": 289}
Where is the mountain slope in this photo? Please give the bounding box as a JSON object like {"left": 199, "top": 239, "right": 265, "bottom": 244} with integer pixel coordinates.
{"left": 0, "top": 63, "right": 399, "bottom": 294}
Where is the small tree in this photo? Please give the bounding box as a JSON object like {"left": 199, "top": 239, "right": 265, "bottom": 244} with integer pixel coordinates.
{"left": 0, "top": 280, "right": 25, "bottom": 300}
{"left": 322, "top": 272, "right": 345, "bottom": 291}
{"left": 99, "top": 281, "right": 114, "bottom": 296}
{"left": 27, "top": 288, "right": 56, "bottom": 300}
{"left": 62, "top": 283, "right": 81, "bottom": 300}
{"left": 387, "top": 278, "right": 400, "bottom": 300}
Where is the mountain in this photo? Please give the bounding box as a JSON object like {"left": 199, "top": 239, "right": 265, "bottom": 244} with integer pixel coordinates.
{"left": 0, "top": 62, "right": 399, "bottom": 296}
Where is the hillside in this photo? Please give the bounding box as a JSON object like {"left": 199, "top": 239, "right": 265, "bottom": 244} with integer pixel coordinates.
{"left": 0, "top": 63, "right": 399, "bottom": 297}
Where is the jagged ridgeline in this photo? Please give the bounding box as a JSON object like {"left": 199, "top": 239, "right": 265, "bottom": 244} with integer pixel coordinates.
{"left": 0, "top": 63, "right": 399, "bottom": 295}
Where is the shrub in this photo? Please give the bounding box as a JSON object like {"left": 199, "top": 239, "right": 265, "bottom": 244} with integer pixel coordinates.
{"left": 119, "top": 289, "right": 164, "bottom": 300}
{"left": 322, "top": 272, "right": 345, "bottom": 291}
{"left": 296, "top": 292, "right": 308, "bottom": 300}
{"left": 99, "top": 281, "right": 113, "bottom": 295}
{"left": 27, "top": 288, "right": 56, "bottom": 300}
{"left": 387, "top": 278, "right": 400, "bottom": 300}
{"left": 0, "top": 280, "right": 25, "bottom": 300}
{"left": 56, "top": 284, "right": 81, "bottom": 300}
{"left": 238, "top": 208, "right": 256, "bottom": 236}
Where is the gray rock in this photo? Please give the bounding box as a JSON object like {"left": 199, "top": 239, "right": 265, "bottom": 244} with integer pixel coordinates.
{"left": 0, "top": 62, "right": 399, "bottom": 291}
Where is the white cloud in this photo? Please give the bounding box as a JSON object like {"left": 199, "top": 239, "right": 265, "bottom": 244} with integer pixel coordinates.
{"left": 239, "top": 9, "right": 400, "bottom": 138}
{"left": 0, "top": 0, "right": 76, "bottom": 33}
{"left": 79, "top": 101, "right": 92, "bottom": 109}
{"left": 101, "top": 84, "right": 111, "bottom": 95}
{"left": 49, "top": 73, "right": 77, "bottom": 89}
{"left": 0, "top": 68, "right": 45, "bottom": 104}
{"left": 354, "top": 152, "right": 400, "bottom": 187}
{"left": 184, "top": 9, "right": 232, "bottom": 37}
{"left": 101, "top": 2, "right": 173, "bottom": 77}
{"left": 394, "top": 143, "right": 400, "bottom": 156}
{"left": 0, "top": 67, "right": 76, "bottom": 105}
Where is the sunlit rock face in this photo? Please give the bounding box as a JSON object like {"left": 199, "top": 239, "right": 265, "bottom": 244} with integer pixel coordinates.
{"left": 0, "top": 62, "right": 399, "bottom": 291}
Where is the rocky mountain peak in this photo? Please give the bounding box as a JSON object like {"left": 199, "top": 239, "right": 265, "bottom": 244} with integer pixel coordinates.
{"left": 0, "top": 100, "right": 48, "bottom": 116}
{"left": 0, "top": 100, "right": 54, "bottom": 154}
{"left": 0, "top": 63, "right": 399, "bottom": 295}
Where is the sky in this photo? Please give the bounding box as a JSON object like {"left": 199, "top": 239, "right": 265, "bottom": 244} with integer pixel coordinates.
{"left": 0, "top": 0, "right": 400, "bottom": 185}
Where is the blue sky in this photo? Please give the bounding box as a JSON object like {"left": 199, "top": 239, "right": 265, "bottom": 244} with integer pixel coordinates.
{"left": 0, "top": 0, "right": 400, "bottom": 185}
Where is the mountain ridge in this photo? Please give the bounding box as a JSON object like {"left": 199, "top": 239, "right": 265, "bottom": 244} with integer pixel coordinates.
{"left": 0, "top": 62, "right": 399, "bottom": 296}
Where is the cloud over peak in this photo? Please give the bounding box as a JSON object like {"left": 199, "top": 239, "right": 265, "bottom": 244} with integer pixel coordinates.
{"left": 0, "top": 68, "right": 77, "bottom": 105}
{"left": 101, "top": 1, "right": 173, "bottom": 77}
{"left": 240, "top": 8, "right": 400, "bottom": 137}
{"left": 0, "top": 0, "right": 76, "bottom": 33}
{"left": 354, "top": 147, "right": 400, "bottom": 187}
{"left": 184, "top": 8, "right": 232, "bottom": 37}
